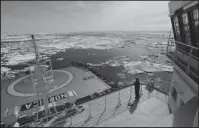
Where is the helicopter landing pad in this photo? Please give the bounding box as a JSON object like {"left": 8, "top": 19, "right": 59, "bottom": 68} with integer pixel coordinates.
{"left": 1, "top": 67, "right": 110, "bottom": 120}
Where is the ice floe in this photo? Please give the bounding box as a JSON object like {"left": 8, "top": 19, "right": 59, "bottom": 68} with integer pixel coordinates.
{"left": 56, "top": 58, "right": 64, "bottom": 61}
{"left": 88, "top": 55, "right": 173, "bottom": 75}
{"left": 0, "top": 34, "right": 148, "bottom": 66}
{"left": 1, "top": 33, "right": 172, "bottom": 78}
{"left": 1, "top": 48, "right": 9, "bottom": 54}
{"left": 1, "top": 67, "right": 11, "bottom": 75}
{"left": 88, "top": 53, "right": 96, "bottom": 55}
{"left": 6, "top": 53, "right": 36, "bottom": 65}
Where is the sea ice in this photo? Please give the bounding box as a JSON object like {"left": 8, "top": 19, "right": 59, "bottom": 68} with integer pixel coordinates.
{"left": 6, "top": 53, "right": 36, "bottom": 65}
{"left": 56, "top": 58, "right": 64, "bottom": 61}
{"left": 1, "top": 67, "right": 11, "bottom": 74}
{"left": 1, "top": 48, "right": 9, "bottom": 53}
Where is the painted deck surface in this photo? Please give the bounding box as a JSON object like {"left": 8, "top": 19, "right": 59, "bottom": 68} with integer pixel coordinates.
{"left": 58, "top": 86, "right": 171, "bottom": 127}
{"left": 1, "top": 67, "right": 109, "bottom": 120}
{"left": 95, "top": 97, "right": 171, "bottom": 127}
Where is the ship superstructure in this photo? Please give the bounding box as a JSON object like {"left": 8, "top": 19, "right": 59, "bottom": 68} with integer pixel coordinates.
{"left": 167, "top": 1, "right": 198, "bottom": 127}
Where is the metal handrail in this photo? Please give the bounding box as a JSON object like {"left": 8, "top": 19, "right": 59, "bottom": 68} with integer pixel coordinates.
{"left": 167, "top": 39, "right": 198, "bottom": 83}
{"left": 175, "top": 41, "right": 198, "bottom": 50}
{"left": 18, "top": 86, "right": 130, "bottom": 127}
{"left": 17, "top": 83, "right": 170, "bottom": 127}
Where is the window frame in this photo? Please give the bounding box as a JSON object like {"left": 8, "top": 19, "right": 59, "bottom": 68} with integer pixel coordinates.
{"left": 173, "top": 16, "right": 181, "bottom": 41}
{"left": 192, "top": 8, "right": 199, "bottom": 46}
{"left": 182, "top": 13, "right": 191, "bottom": 44}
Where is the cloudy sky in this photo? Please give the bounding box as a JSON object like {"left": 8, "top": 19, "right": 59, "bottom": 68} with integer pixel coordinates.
{"left": 1, "top": 1, "right": 171, "bottom": 34}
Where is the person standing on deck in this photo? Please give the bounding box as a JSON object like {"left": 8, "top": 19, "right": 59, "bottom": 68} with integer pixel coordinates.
{"left": 133, "top": 78, "right": 140, "bottom": 99}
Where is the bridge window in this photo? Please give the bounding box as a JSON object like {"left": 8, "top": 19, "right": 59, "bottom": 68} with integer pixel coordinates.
{"left": 192, "top": 9, "right": 198, "bottom": 47}
{"left": 182, "top": 13, "right": 191, "bottom": 45}
{"left": 173, "top": 16, "right": 181, "bottom": 41}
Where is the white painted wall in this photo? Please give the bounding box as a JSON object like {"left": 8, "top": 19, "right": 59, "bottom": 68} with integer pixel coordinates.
{"left": 168, "top": 66, "right": 197, "bottom": 112}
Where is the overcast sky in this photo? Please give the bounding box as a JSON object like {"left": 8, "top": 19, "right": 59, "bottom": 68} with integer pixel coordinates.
{"left": 1, "top": 1, "right": 171, "bottom": 34}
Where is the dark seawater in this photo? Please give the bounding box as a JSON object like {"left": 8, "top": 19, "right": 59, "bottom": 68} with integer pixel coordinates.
{"left": 2, "top": 37, "right": 172, "bottom": 87}
{"left": 49, "top": 43, "right": 172, "bottom": 85}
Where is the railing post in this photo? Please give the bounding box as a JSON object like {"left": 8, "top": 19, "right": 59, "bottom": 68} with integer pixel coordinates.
{"left": 83, "top": 101, "right": 92, "bottom": 125}
{"left": 96, "top": 95, "right": 107, "bottom": 125}
{"left": 128, "top": 84, "right": 133, "bottom": 103}
{"left": 104, "top": 95, "right": 107, "bottom": 111}
{"left": 118, "top": 89, "right": 121, "bottom": 106}
{"left": 69, "top": 111, "right": 72, "bottom": 127}
{"left": 174, "top": 41, "right": 178, "bottom": 62}
{"left": 88, "top": 102, "right": 92, "bottom": 118}
{"left": 62, "top": 108, "right": 72, "bottom": 127}
{"left": 156, "top": 89, "right": 158, "bottom": 98}
{"left": 140, "top": 84, "right": 143, "bottom": 96}
{"left": 166, "top": 40, "right": 170, "bottom": 55}
{"left": 186, "top": 47, "right": 193, "bottom": 74}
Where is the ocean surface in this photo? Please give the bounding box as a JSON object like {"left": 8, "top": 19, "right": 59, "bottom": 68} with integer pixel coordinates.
{"left": 1, "top": 32, "right": 173, "bottom": 87}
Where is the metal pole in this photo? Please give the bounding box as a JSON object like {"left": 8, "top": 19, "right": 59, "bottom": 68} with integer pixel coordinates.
{"left": 104, "top": 95, "right": 107, "bottom": 111}
{"left": 129, "top": 84, "right": 133, "bottom": 103}
{"left": 156, "top": 89, "right": 158, "bottom": 99}
{"left": 88, "top": 102, "right": 92, "bottom": 119}
{"left": 118, "top": 89, "right": 121, "bottom": 106}
{"left": 31, "top": 35, "right": 39, "bottom": 64}
{"left": 32, "top": 35, "right": 56, "bottom": 121}
{"left": 69, "top": 111, "right": 72, "bottom": 127}
{"left": 36, "top": 93, "right": 40, "bottom": 122}
{"left": 31, "top": 35, "right": 49, "bottom": 122}
{"left": 140, "top": 84, "right": 143, "bottom": 96}
{"left": 29, "top": 64, "right": 40, "bottom": 122}
{"left": 166, "top": 29, "right": 172, "bottom": 55}
{"left": 186, "top": 47, "right": 193, "bottom": 74}
{"left": 96, "top": 95, "right": 107, "bottom": 125}
{"left": 83, "top": 101, "right": 92, "bottom": 126}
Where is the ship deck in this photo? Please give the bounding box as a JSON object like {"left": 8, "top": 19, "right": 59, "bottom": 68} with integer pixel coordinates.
{"left": 1, "top": 67, "right": 110, "bottom": 120}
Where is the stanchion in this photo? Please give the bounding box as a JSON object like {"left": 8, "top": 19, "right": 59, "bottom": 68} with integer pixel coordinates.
{"left": 68, "top": 111, "right": 73, "bottom": 127}
{"left": 156, "top": 89, "right": 158, "bottom": 99}
{"left": 87, "top": 102, "right": 92, "bottom": 119}
{"left": 118, "top": 89, "right": 121, "bottom": 106}
{"left": 128, "top": 85, "right": 133, "bottom": 104}
{"left": 82, "top": 101, "right": 92, "bottom": 126}
{"left": 96, "top": 95, "right": 107, "bottom": 125}
{"left": 104, "top": 95, "right": 107, "bottom": 112}
{"left": 113, "top": 89, "right": 122, "bottom": 116}
{"left": 140, "top": 84, "right": 143, "bottom": 96}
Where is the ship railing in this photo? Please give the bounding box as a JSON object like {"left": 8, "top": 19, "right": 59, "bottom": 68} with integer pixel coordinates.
{"left": 52, "top": 85, "right": 169, "bottom": 127}
{"left": 167, "top": 40, "right": 198, "bottom": 84}
{"left": 19, "top": 83, "right": 170, "bottom": 127}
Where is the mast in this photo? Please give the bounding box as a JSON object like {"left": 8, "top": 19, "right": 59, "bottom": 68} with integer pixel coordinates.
{"left": 31, "top": 35, "right": 49, "bottom": 121}
{"left": 31, "top": 35, "right": 40, "bottom": 65}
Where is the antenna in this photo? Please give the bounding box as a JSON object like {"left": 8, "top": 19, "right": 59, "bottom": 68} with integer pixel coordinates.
{"left": 30, "top": 34, "right": 58, "bottom": 121}
{"left": 31, "top": 35, "right": 40, "bottom": 65}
